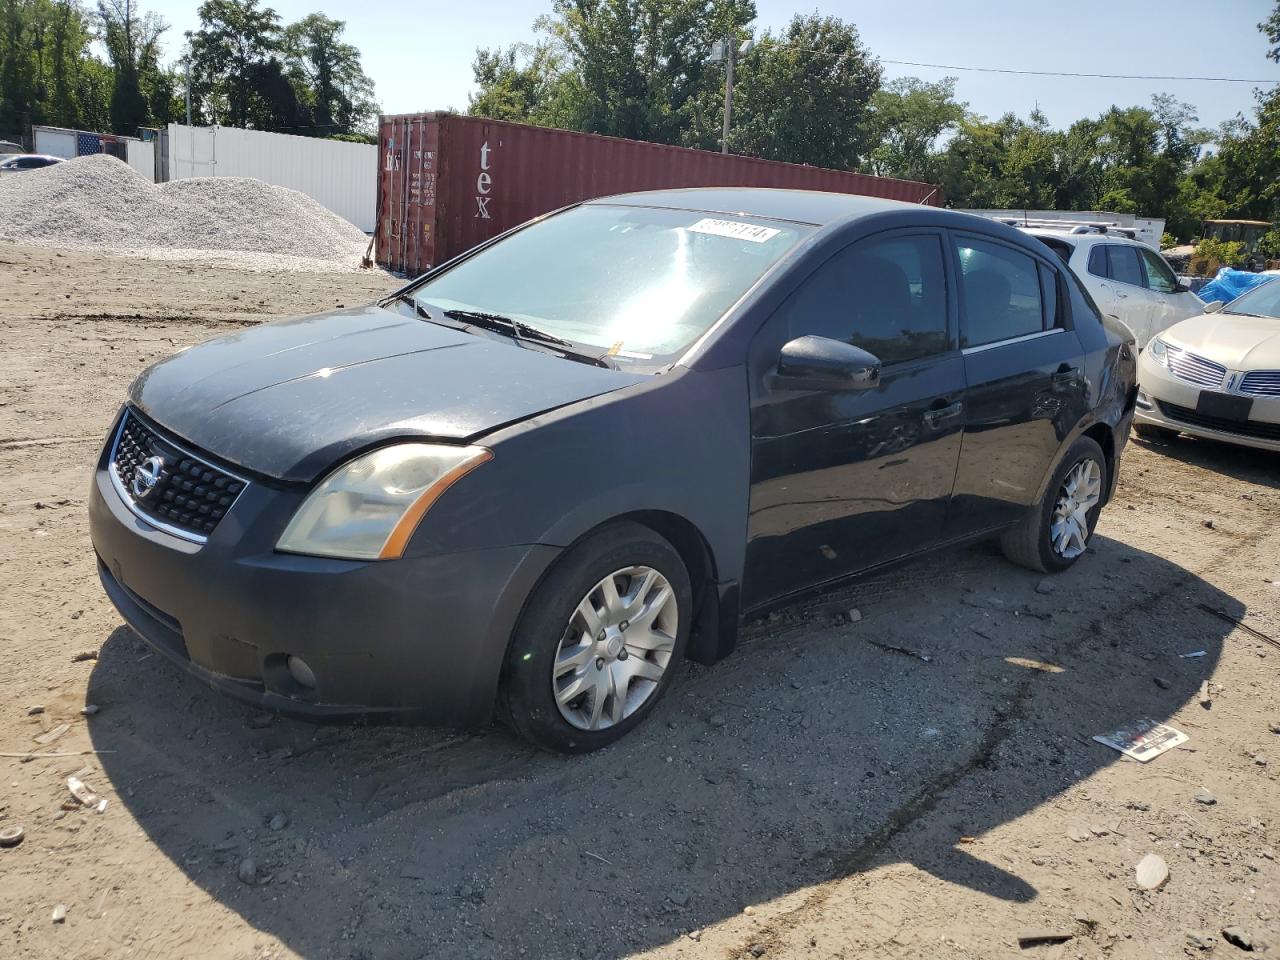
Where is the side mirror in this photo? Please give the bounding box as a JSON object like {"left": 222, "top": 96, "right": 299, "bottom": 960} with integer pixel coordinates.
{"left": 1175, "top": 279, "right": 1192, "bottom": 293}
{"left": 1204, "top": 300, "right": 1225, "bottom": 314}
{"left": 772, "top": 335, "right": 881, "bottom": 391}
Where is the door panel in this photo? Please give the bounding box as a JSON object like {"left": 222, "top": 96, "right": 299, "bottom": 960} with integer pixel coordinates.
{"left": 743, "top": 229, "right": 964, "bottom": 607}
{"left": 946, "top": 233, "right": 1090, "bottom": 536}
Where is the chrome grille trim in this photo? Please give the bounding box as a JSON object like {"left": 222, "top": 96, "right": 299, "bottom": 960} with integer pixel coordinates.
{"left": 1239, "top": 370, "right": 1280, "bottom": 397}
{"left": 1166, "top": 345, "right": 1227, "bottom": 388}
{"left": 107, "top": 409, "right": 249, "bottom": 544}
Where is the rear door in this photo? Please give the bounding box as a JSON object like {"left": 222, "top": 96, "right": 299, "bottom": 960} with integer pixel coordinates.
{"left": 945, "top": 232, "right": 1089, "bottom": 537}
{"left": 744, "top": 228, "right": 965, "bottom": 605}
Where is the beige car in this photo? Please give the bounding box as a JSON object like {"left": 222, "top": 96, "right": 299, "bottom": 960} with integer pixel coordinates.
{"left": 1135, "top": 279, "right": 1280, "bottom": 452}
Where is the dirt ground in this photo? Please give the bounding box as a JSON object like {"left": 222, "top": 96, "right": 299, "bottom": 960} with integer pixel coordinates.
{"left": 1, "top": 243, "right": 1278, "bottom": 960}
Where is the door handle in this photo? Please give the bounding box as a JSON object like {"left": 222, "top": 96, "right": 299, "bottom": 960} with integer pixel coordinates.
{"left": 922, "top": 401, "right": 963, "bottom": 426}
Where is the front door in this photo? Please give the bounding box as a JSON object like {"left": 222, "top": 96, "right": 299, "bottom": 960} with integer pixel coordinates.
{"left": 743, "top": 229, "right": 965, "bottom": 607}
{"left": 945, "top": 232, "right": 1090, "bottom": 536}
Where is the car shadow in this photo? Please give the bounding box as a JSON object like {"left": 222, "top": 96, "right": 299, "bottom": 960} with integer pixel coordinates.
{"left": 87, "top": 534, "right": 1240, "bottom": 958}
{"left": 1133, "top": 430, "right": 1280, "bottom": 489}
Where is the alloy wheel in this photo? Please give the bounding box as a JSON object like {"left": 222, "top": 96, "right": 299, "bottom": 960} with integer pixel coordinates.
{"left": 1050, "top": 458, "right": 1102, "bottom": 559}
{"left": 552, "top": 565, "right": 678, "bottom": 731}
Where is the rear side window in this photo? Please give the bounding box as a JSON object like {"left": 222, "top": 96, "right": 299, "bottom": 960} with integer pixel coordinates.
{"left": 955, "top": 237, "right": 1045, "bottom": 347}
{"left": 783, "top": 232, "right": 950, "bottom": 365}
{"left": 1139, "top": 248, "right": 1178, "bottom": 293}
{"left": 1087, "top": 246, "right": 1107, "bottom": 278}
{"left": 1106, "top": 246, "right": 1143, "bottom": 287}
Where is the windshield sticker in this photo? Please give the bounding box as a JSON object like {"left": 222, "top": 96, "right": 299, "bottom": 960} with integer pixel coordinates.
{"left": 688, "top": 218, "right": 780, "bottom": 244}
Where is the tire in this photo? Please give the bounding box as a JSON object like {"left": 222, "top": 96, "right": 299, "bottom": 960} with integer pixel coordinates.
{"left": 499, "top": 521, "right": 692, "bottom": 753}
{"left": 1000, "top": 436, "right": 1108, "bottom": 574}
{"left": 1134, "top": 423, "right": 1178, "bottom": 442}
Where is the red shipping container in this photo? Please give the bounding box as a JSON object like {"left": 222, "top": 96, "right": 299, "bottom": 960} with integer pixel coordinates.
{"left": 376, "top": 113, "right": 941, "bottom": 276}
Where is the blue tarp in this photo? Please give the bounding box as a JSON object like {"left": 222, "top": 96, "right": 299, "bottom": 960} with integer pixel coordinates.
{"left": 1196, "top": 267, "right": 1278, "bottom": 305}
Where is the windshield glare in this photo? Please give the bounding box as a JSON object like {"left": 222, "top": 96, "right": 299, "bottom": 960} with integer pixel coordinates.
{"left": 1224, "top": 277, "right": 1280, "bottom": 319}
{"left": 408, "top": 204, "right": 810, "bottom": 365}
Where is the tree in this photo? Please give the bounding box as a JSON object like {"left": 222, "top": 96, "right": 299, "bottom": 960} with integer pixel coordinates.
{"left": 728, "top": 14, "right": 881, "bottom": 167}
{"left": 867, "top": 76, "right": 965, "bottom": 182}
{"left": 0, "top": 0, "right": 38, "bottom": 136}
{"left": 282, "top": 13, "right": 376, "bottom": 135}
{"left": 1261, "top": 0, "right": 1280, "bottom": 63}
{"left": 187, "top": 0, "right": 280, "bottom": 127}
{"left": 98, "top": 0, "right": 167, "bottom": 134}
{"left": 468, "top": 41, "right": 573, "bottom": 126}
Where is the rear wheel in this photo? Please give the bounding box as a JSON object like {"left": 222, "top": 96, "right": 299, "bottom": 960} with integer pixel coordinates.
{"left": 1134, "top": 422, "right": 1178, "bottom": 442}
{"left": 1001, "top": 436, "right": 1108, "bottom": 574}
{"left": 500, "top": 521, "right": 691, "bottom": 753}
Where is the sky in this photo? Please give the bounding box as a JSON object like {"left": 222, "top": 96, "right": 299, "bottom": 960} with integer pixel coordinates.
{"left": 142, "top": 0, "right": 1280, "bottom": 132}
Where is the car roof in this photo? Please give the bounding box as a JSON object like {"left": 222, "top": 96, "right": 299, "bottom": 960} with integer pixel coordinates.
{"left": 2, "top": 153, "right": 61, "bottom": 161}
{"left": 588, "top": 187, "right": 927, "bottom": 226}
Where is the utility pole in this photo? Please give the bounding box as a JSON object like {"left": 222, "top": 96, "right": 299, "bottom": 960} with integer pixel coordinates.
{"left": 721, "top": 37, "right": 735, "bottom": 155}
{"left": 184, "top": 55, "right": 192, "bottom": 127}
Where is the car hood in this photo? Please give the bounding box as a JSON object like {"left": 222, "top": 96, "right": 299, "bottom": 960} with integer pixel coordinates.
{"left": 1162, "top": 311, "right": 1280, "bottom": 370}
{"left": 129, "top": 304, "right": 646, "bottom": 482}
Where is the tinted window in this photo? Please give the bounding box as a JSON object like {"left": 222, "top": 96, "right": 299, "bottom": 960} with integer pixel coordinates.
{"left": 1087, "top": 246, "right": 1107, "bottom": 278}
{"left": 955, "top": 237, "right": 1045, "bottom": 347}
{"left": 782, "top": 233, "right": 950, "bottom": 365}
{"left": 1106, "top": 246, "right": 1143, "bottom": 287}
{"left": 1139, "top": 248, "right": 1177, "bottom": 293}
{"left": 1039, "top": 263, "right": 1061, "bottom": 328}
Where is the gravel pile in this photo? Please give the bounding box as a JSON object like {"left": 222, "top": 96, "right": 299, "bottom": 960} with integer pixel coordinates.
{"left": 0, "top": 154, "right": 369, "bottom": 271}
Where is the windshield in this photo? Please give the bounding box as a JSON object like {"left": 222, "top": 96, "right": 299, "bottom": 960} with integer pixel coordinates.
{"left": 1223, "top": 276, "right": 1280, "bottom": 320}
{"left": 405, "top": 204, "right": 810, "bottom": 366}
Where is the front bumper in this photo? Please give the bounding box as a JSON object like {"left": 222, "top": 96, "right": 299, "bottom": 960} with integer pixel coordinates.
{"left": 89, "top": 434, "right": 558, "bottom": 725}
{"left": 1136, "top": 351, "right": 1280, "bottom": 453}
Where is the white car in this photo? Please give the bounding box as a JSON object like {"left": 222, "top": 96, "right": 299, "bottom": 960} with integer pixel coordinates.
{"left": 0, "top": 153, "right": 64, "bottom": 175}
{"left": 1025, "top": 229, "right": 1204, "bottom": 348}
{"left": 1135, "top": 279, "right": 1280, "bottom": 452}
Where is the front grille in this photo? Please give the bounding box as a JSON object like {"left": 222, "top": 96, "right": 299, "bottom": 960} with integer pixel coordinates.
{"left": 109, "top": 410, "right": 246, "bottom": 541}
{"left": 1166, "top": 346, "right": 1227, "bottom": 388}
{"left": 1240, "top": 370, "right": 1280, "bottom": 397}
{"left": 1158, "top": 401, "right": 1280, "bottom": 442}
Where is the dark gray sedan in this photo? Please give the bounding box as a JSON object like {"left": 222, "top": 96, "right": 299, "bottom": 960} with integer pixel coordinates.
{"left": 90, "top": 189, "right": 1136, "bottom": 751}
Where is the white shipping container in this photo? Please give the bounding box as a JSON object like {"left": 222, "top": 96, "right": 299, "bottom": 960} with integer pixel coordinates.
{"left": 167, "top": 124, "right": 376, "bottom": 232}
{"left": 33, "top": 127, "right": 76, "bottom": 159}
{"left": 125, "top": 139, "right": 156, "bottom": 182}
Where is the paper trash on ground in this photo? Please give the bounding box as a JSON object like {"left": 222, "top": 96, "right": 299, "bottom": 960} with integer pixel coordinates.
{"left": 1093, "top": 719, "right": 1189, "bottom": 762}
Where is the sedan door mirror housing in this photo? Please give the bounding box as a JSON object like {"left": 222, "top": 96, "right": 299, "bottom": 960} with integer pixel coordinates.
{"left": 1203, "top": 300, "right": 1225, "bottom": 314}
{"left": 1175, "top": 279, "right": 1192, "bottom": 293}
{"left": 772, "top": 335, "right": 881, "bottom": 391}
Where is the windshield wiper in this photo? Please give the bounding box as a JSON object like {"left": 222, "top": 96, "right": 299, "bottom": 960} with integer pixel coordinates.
{"left": 441, "top": 309, "right": 615, "bottom": 369}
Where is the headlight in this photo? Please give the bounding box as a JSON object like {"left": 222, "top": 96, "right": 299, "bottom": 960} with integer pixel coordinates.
{"left": 1148, "top": 337, "right": 1169, "bottom": 366}
{"left": 277, "top": 443, "right": 492, "bottom": 560}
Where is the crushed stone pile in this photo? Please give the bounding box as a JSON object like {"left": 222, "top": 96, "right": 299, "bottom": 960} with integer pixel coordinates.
{"left": 0, "top": 154, "right": 369, "bottom": 271}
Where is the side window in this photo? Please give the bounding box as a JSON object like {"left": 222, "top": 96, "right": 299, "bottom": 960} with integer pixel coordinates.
{"left": 1087, "top": 245, "right": 1108, "bottom": 278}
{"left": 1038, "top": 263, "right": 1061, "bottom": 329}
{"left": 1139, "top": 248, "right": 1177, "bottom": 294}
{"left": 955, "top": 237, "right": 1045, "bottom": 347}
{"left": 782, "top": 233, "right": 950, "bottom": 365}
{"left": 1106, "top": 245, "right": 1143, "bottom": 287}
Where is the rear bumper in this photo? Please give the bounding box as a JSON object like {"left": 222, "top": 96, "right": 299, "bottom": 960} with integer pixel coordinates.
{"left": 1136, "top": 352, "right": 1280, "bottom": 453}
{"left": 89, "top": 445, "right": 559, "bottom": 725}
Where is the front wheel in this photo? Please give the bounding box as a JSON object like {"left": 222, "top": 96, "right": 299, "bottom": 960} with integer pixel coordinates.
{"left": 499, "top": 521, "right": 691, "bottom": 753}
{"left": 1000, "top": 436, "right": 1108, "bottom": 574}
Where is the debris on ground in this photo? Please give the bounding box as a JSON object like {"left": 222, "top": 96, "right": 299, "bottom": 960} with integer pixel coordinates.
{"left": 71, "top": 651, "right": 98, "bottom": 662}
{"left": 66, "top": 776, "right": 98, "bottom": 807}
{"left": 1136, "top": 853, "right": 1170, "bottom": 890}
{"left": 51, "top": 904, "right": 66, "bottom": 924}
{"left": 268, "top": 812, "right": 289, "bottom": 831}
{"left": 0, "top": 156, "right": 369, "bottom": 272}
{"left": 1222, "top": 926, "right": 1256, "bottom": 951}
{"left": 1018, "top": 931, "right": 1073, "bottom": 948}
{"left": 1200, "top": 681, "right": 1213, "bottom": 708}
{"left": 33, "top": 723, "right": 69, "bottom": 745}
{"left": 80, "top": 704, "right": 99, "bottom": 716}
{"left": 1094, "top": 719, "right": 1188, "bottom": 762}
{"left": 1194, "top": 788, "right": 1218, "bottom": 805}
{"left": 0, "top": 824, "right": 25, "bottom": 847}
{"left": 26, "top": 705, "right": 44, "bottom": 716}
{"left": 865, "top": 638, "right": 933, "bottom": 662}
{"left": 238, "top": 858, "right": 258, "bottom": 885}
